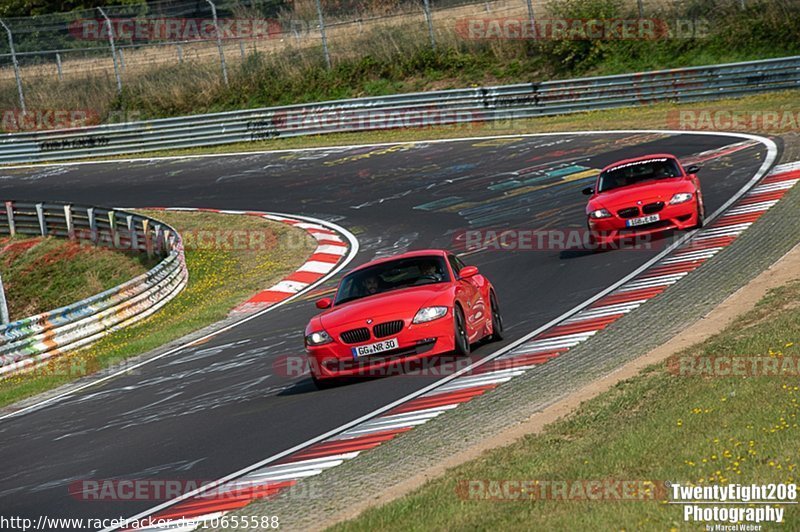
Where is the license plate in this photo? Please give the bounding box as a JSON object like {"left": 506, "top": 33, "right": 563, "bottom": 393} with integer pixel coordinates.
{"left": 626, "top": 214, "right": 659, "bottom": 227}
{"left": 351, "top": 338, "right": 399, "bottom": 358}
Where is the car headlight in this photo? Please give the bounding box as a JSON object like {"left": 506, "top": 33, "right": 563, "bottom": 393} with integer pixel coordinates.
{"left": 588, "top": 208, "right": 612, "bottom": 219}
{"left": 413, "top": 306, "right": 448, "bottom": 324}
{"left": 669, "top": 192, "right": 693, "bottom": 204}
{"left": 305, "top": 330, "right": 333, "bottom": 346}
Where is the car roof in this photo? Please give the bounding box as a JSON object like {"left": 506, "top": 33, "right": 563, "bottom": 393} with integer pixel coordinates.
{"left": 601, "top": 153, "right": 679, "bottom": 173}
{"left": 346, "top": 249, "right": 449, "bottom": 274}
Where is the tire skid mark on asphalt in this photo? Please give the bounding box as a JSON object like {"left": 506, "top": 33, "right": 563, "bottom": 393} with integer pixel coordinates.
{"left": 121, "top": 162, "right": 800, "bottom": 532}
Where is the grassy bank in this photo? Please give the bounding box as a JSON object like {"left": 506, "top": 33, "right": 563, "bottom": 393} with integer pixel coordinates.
{"left": 0, "top": 210, "right": 317, "bottom": 408}
{"left": 331, "top": 277, "right": 800, "bottom": 530}
{"left": 2, "top": 0, "right": 798, "bottom": 125}
{"left": 0, "top": 236, "right": 156, "bottom": 320}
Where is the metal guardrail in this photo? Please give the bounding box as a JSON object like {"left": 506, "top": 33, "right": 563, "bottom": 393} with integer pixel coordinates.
{"left": 0, "top": 201, "right": 187, "bottom": 375}
{"left": 0, "top": 55, "right": 798, "bottom": 165}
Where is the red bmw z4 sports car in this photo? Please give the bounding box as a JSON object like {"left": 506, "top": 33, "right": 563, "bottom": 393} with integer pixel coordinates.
{"left": 583, "top": 154, "right": 705, "bottom": 247}
{"left": 304, "top": 250, "right": 503, "bottom": 388}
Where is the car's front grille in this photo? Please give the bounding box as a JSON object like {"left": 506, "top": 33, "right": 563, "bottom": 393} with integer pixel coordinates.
{"left": 642, "top": 201, "right": 665, "bottom": 215}
{"left": 373, "top": 320, "right": 403, "bottom": 338}
{"left": 618, "top": 207, "right": 640, "bottom": 219}
{"left": 340, "top": 327, "right": 370, "bottom": 344}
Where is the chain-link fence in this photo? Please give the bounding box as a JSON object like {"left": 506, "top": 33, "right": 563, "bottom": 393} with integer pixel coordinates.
{"left": 0, "top": 0, "right": 783, "bottom": 127}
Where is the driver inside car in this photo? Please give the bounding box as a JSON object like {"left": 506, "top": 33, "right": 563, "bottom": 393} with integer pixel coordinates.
{"left": 419, "top": 261, "right": 444, "bottom": 281}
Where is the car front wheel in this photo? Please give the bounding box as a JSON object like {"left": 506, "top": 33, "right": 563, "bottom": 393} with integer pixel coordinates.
{"left": 490, "top": 292, "right": 504, "bottom": 341}
{"left": 454, "top": 305, "right": 471, "bottom": 356}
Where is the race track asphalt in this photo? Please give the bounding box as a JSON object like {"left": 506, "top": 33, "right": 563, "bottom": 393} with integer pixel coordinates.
{"left": 0, "top": 132, "right": 776, "bottom": 528}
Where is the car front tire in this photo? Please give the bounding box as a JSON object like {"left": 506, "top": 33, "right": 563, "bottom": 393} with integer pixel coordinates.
{"left": 454, "top": 305, "right": 471, "bottom": 357}
{"left": 490, "top": 292, "right": 504, "bottom": 341}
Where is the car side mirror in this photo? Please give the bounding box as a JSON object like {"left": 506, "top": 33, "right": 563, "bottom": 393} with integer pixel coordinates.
{"left": 458, "top": 265, "right": 479, "bottom": 278}
{"left": 315, "top": 297, "right": 332, "bottom": 309}
{"left": 582, "top": 186, "right": 594, "bottom": 196}
{"left": 686, "top": 165, "right": 700, "bottom": 174}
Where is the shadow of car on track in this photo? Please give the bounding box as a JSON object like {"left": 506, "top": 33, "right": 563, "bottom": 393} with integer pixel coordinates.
{"left": 278, "top": 339, "right": 513, "bottom": 395}
{"left": 558, "top": 228, "right": 678, "bottom": 260}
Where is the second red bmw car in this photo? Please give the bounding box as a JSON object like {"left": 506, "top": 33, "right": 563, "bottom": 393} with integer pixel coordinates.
{"left": 304, "top": 250, "right": 503, "bottom": 388}
{"left": 583, "top": 154, "right": 705, "bottom": 246}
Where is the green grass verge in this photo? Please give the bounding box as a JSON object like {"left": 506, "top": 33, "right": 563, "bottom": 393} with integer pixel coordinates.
{"left": 0, "top": 236, "right": 156, "bottom": 320}
{"left": 0, "top": 210, "right": 317, "bottom": 408}
{"left": 331, "top": 280, "right": 800, "bottom": 530}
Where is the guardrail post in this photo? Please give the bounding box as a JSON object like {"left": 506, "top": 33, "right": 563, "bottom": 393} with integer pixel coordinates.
{"left": 142, "top": 218, "right": 153, "bottom": 258}
{"left": 314, "top": 0, "right": 331, "bottom": 69}
{"left": 126, "top": 215, "right": 138, "bottom": 251}
{"left": 108, "top": 211, "right": 120, "bottom": 249}
{"left": 205, "top": 0, "right": 229, "bottom": 85}
{"left": 0, "top": 273, "right": 8, "bottom": 325}
{"left": 422, "top": 0, "right": 436, "bottom": 50}
{"left": 87, "top": 207, "right": 96, "bottom": 243}
{"left": 163, "top": 229, "right": 172, "bottom": 253}
{"left": 64, "top": 204, "right": 74, "bottom": 240}
{"left": 97, "top": 7, "right": 123, "bottom": 95}
{"left": 5, "top": 202, "right": 15, "bottom": 237}
{"left": 0, "top": 19, "right": 26, "bottom": 115}
{"left": 153, "top": 224, "right": 163, "bottom": 254}
{"left": 177, "top": 43, "right": 184, "bottom": 64}
{"left": 35, "top": 203, "right": 47, "bottom": 236}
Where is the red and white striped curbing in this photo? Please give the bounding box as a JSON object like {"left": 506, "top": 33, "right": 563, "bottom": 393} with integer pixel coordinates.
{"left": 121, "top": 161, "right": 800, "bottom": 531}
{"left": 150, "top": 208, "right": 350, "bottom": 314}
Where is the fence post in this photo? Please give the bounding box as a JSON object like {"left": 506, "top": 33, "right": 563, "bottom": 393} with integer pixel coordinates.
{"left": 117, "top": 48, "right": 126, "bottom": 72}
{"left": 422, "top": 0, "right": 436, "bottom": 50}
{"left": 97, "top": 7, "right": 123, "bottom": 94}
{"left": 314, "top": 0, "right": 331, "bottom": 69}
{"left": 205, "top": 0, "right": 229, "bottom": 85}
{"left": 524, "top": 0, "right": 536, "bottom": 37}
{"left": 0, "top": 19, "right": 26, "bottom": 115}
{"left": 637, "top": 0, "right": 644, "bottom": 18}
{"left": 177, "top": 43, "right": 184, "bottom": 64}
{"left": 56, "top": 52, "right": 63, "bottom": 81}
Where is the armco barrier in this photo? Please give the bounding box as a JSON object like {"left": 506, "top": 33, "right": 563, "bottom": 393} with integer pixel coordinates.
{"left": 0, "top": 55, "right": 798, "bottom": 164}
{"left": 0, "top": 201, "right": 187, "bottom": 376}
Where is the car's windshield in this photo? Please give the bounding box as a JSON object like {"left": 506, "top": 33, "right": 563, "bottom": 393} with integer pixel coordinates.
{"left": 597, "top": 158, "right": 682, "bottom": 193}
{"left": 334, "top": 256, "right": 450, "bottom": 305}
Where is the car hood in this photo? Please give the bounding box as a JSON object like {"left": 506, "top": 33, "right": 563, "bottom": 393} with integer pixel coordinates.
{"left": 590, "top": 178, "right": 692, "bottom": 210}
{"left": 319, "top": 283, "right": 453, "bottom": 329}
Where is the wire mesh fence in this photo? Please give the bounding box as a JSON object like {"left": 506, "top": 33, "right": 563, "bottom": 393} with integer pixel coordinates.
{"left": 0, "top": 0, "right": 786, "bottom": 129}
